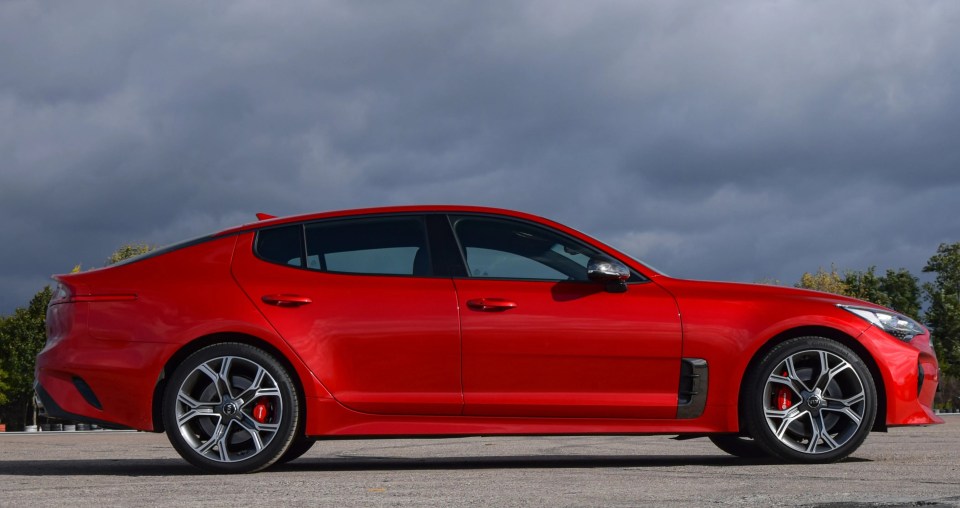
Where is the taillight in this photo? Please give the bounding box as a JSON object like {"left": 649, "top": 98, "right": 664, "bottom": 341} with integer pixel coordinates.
{"left": 49, "top": 282, "right": 73, "bottom": 306}
{"left": 49, "top": 279, "right": 136, "bottom": 305}
{"left": 45, "top": 282, "right": 75, "bottom": 349}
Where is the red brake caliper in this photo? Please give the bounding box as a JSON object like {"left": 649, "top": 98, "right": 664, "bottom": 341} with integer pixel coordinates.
{"left": 776, "top": 371, "right": 793, "bottom": 410}
{"left": 252, "top": 398, "right": 270, "bottom": 423}
{"left": 777, "top": 387, "right": 793, "bottom": 410}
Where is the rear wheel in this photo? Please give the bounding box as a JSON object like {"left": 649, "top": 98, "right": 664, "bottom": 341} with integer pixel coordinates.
{"left": 744, "top": 337, "right": 876, "bottom": 463}
{"left": 162, "top": 343, "right": 300, "bottom": 473}
{"left": 275, "top": 434, "right": 316, "bottom": 465}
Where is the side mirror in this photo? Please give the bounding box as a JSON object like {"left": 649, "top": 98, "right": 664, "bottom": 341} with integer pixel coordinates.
{"left": 587, "top": 258, "right": 630, "bottom": 293}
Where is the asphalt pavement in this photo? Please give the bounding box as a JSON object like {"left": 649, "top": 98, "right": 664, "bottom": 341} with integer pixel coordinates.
{"left": 2, "top": 417, "right": 959, "bottom": 507}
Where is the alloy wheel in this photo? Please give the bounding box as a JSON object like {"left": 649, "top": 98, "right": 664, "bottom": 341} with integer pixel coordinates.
{"left": 174, "top": 355, "right": 284, "bottom": 463}
{"left": 761, "top": 349, "right": 867, "bottom": 455}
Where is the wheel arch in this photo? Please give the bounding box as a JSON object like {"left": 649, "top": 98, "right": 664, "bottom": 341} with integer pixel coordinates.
{"left": 151, "top": 332, "right": 308, "bottom": 433}
{"left": 737, "top": 325, "right": 888, "bottom": 433}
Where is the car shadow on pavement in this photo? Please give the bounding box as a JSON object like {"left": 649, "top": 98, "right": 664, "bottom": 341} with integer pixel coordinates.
{"left": 280, "top": 454, "right": 772, "bottom": 472}
{"left": 280, "top": 454, "right": 867, "bottom": 472}
{"left": 0, "top": 458, "right": 196, "bottom": 476}
{"left": 0, "top": 454, "right": 869, "bottom": 476}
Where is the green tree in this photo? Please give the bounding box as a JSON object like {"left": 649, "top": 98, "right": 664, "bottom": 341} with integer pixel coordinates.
{"left": 106, "top": 242, "right": 155, "bottom": 265}
{"left": 879, "top": 268, "right": 922, "bottom": 319}
{"left": 0, "top": 287, "right": 52, "bottom": 428}
{"left": 796, "top": 266, "right": 848, "bottom": 295}
{"left": 923, "top": 242, "right": 960, "bottom": 408}
{"left": 755, "top": 277, "right": 785, "bottom": 286}
{"left": 797, "top": 265, "right": 922, "bottom": 320}
{"left": 843, "top": 266, "right": 891, "bottom": 308}
{"left": 0, "top": 359, "right": 11, "bottom": 407}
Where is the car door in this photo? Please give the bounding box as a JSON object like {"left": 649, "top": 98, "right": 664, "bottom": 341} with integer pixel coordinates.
{"left": 449, "top": 214, "right": 683, "bottom": 419}
{"left": 231, "top": 215, "right": 463, "bottom": 416}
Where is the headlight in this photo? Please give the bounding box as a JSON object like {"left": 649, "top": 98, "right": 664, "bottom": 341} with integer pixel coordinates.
{"left": 839, "top": 305, "right": 926, "bottom": 342}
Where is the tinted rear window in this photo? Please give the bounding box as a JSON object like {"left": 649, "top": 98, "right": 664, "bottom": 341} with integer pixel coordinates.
{"left": 255, "top": 217, "right": 432, "bottom": 276}
{"left": 304, "top": 217, "right": 430, "bottom": 276}
{"left": 255, "top": 225, "right": 304, "bottom": 267}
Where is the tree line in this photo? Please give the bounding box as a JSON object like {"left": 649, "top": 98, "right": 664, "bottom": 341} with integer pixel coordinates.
{"left": 793, "top": 243, "right": 960, "bottom": 376}
{"left": 786, "top": 243, "right": 959, "bottom": 408}
{"left": 1, "top": 242, "right": 958, "bottom": 429}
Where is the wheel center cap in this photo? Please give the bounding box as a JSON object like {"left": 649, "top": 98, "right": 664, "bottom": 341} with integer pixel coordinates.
{"left": 807, "top": 390, "right": 823, "bottom": 409}
{"left": 222, "top": 402, "right": 238, "bottom": 416}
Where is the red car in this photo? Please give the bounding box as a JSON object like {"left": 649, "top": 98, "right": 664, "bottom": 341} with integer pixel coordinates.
{"left": 37, "top": 206, "right": 941, "bottom": 473}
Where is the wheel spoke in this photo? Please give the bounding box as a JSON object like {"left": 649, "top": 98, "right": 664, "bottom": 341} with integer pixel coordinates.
{"left": 237, "top": 414, "right": 280, "bottom": 452}
{"left": 767, "top": 373, "right": 803, "bottom": 398}
{"left": 216, "top": 421, "right": 234, "bottom": 462}
{"left": 823, "top": 391, "right": 865, "bottom": 427}
{"left": 236, "top": 366, "right": 266, "bottom": 401}
{"left": 176, "top": 392, "right": 218, "bottom": 426}
{"left": 195, "top": 420, "right": 227, "bottom": 456}
{"left": 783, "top": 356, "right": 812, "bottom": 394}
{"left": 197, "top": 362, "right": 232, "bottom": 401}
{"left": 243, "top": 413, "right": 280, "bottom": 434}
{"left": 814, "top": 353, "right": 853, "bottom": 391}
{"left": 237, "top": 366, "right": 280, "bottom": 403}
{"left": 825, "top": 391, "right": 865, "bottom": 409}
{"left": 236, "top": 417, "right": 265, "bottom": 452}
{"left": 217, "top": 357, "right": 236, "bottom": 399}
{"left": 812, "top": 351, "right": 830, "bottom": 391}
{"left": 806, "top": 412, "right": 840, "bottom": 452}
{"left": 768, "top": 406, "right": 807, "bottom": 440}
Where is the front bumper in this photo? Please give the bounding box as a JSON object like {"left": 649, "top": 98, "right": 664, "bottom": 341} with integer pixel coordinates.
{"left": 861, "top": 325, "right": 943, "bottom": 427}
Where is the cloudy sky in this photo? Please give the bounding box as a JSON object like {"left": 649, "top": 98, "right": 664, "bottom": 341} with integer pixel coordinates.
{"left": 2, "top": 1, "right": 959, "bottom": 314}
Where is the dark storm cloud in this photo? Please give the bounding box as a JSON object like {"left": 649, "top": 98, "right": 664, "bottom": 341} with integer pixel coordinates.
{"left": 2, "top": 1, "right": 960, "bottom": 313}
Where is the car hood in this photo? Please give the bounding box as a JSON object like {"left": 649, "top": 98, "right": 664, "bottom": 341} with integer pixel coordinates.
{"left": 653, "top": 277, "right": 886, "bottom": 311}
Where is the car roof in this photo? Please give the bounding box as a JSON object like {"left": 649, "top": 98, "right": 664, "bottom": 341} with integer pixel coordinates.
{"left": 211, "top": 205, "right": 659, "bottom": 278}
{"left": 215, "top": 205, "right": 555, "bottom": 236}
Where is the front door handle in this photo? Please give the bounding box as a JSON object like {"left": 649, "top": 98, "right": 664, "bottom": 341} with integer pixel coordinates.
{"left": 262, "top": 294, "right": 313, "bottom": 307}
{"left": 467, "top": 298, "right": 518, "bottom": 312}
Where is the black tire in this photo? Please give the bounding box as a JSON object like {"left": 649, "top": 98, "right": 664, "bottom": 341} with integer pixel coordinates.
{"left": 743, "top": 337, "right": 877, "bottom": 463}
{"left": 708, "top": 434, "right": 770, "bottom": 458}
{"left": 274, "top": 434, "right": 316, "bottom": 465}
{"left": 162, "top": 342, "right": 300, "bottom": 473}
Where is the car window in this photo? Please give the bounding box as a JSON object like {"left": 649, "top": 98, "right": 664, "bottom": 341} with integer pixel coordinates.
{"left": 450, "top": 216, "right": 603, "bottom": 281}
{"left": 304, "top": 216, "right": 431, "bottom": 276}
{"left": 255, "top": 225, "right": 304, "bottom": 267}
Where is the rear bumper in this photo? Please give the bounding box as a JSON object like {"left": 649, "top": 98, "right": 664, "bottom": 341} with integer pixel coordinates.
{"left": 35, "top": 325, "right": 175, "bottom": 431}
{"left": 34, "top": 382, "right": 129, "bottom": 430}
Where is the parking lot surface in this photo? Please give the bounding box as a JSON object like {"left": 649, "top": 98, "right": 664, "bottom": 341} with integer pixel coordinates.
{"left": 2, "top": 417, "right": 959, "bottom": 507}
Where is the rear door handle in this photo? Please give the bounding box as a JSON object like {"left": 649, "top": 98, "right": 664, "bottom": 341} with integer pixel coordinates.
{"left": 467, "top": 298, "right": 518, "bottom": 312}
{"left": 262, "top": 294, "right": 313, "bottom": 307}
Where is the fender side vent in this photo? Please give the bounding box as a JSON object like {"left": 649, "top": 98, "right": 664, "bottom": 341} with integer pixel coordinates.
{"left": 677, "top": 358, "right": 708, "bottom": 419}
{"left": 918, "top": 362, "right": 924, "bottom": 397}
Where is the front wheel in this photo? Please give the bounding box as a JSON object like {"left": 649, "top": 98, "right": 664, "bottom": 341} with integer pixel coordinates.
{"left": 162, "top": 343, "right": 300, "bottom": 473}
{"left": 708, "top": 434, "right": 769, "bottom": 458}
{"left": 743, "top": 337, "right": 877, "bottom": 463}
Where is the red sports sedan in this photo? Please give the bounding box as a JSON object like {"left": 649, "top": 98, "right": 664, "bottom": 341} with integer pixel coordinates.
{"left": 36, "top": 206, "right": 941, "bottom": 473}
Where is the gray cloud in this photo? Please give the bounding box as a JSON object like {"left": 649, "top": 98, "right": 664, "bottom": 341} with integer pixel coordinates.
{"left": 2, "top": 1, "right": 960, "bottom": 313}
